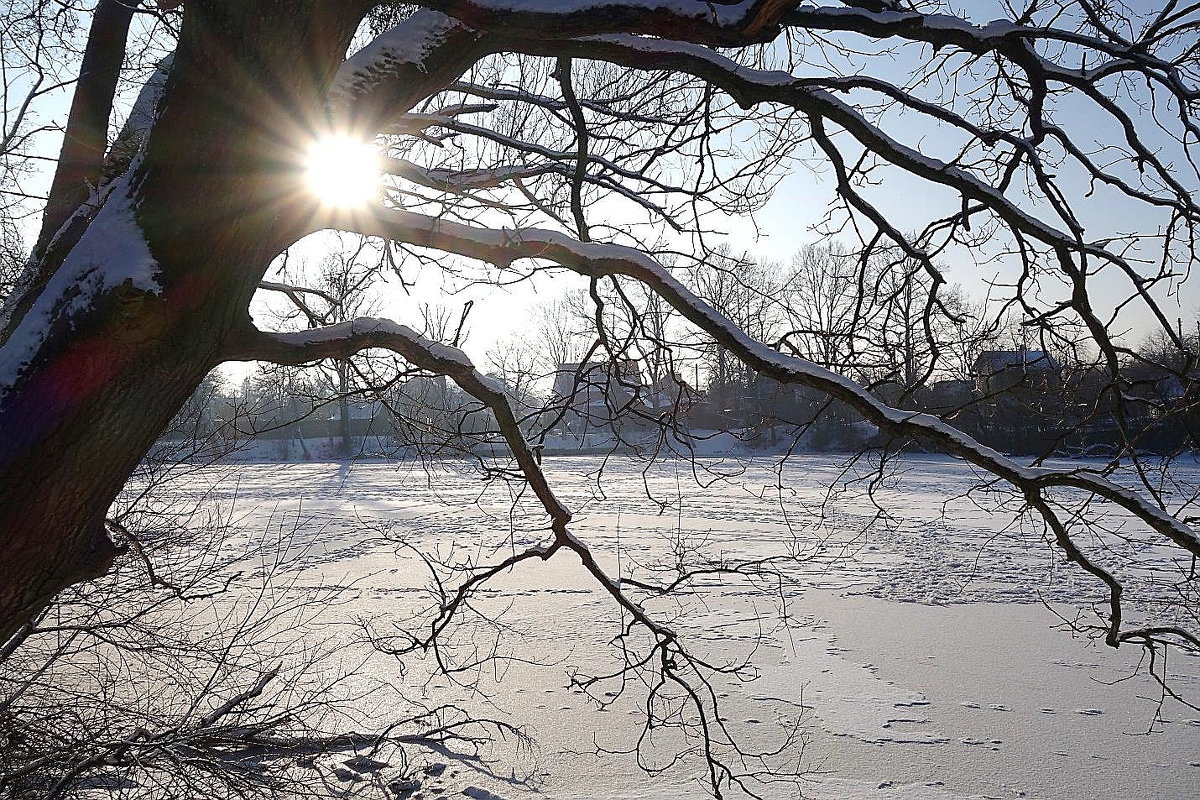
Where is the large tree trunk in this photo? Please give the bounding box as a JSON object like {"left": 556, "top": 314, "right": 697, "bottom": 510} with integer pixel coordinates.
{"left": 0, "top": 1, "right": 365, "bottom": 643}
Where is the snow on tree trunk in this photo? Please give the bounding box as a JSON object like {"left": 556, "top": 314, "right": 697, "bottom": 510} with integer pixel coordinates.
{"left": 0, "top": 1, "right": 363, "bottom": 644}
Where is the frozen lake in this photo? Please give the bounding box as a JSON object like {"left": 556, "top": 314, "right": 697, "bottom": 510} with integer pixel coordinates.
{"left": 144, "top": 454, "right": 1200, "bottom": 799}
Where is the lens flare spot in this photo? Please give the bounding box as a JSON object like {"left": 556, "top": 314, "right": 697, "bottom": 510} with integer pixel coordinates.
{"left": 304, "top": 135, "right": 380, "bottom": 208}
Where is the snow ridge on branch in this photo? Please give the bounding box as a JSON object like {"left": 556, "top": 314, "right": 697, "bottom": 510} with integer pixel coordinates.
{"left": 415, "top": 0, "right": 795, "bottom": 43}
{"left": 330, "top": 12, "right": 478, "bottom": 120}
{"left": 328, "top": 0, "right": 814, "bottom": 127}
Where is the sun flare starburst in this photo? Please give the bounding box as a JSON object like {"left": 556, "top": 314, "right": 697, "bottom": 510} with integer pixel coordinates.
{"left": 304, "top": 135, "right": 380, "bottom": 208}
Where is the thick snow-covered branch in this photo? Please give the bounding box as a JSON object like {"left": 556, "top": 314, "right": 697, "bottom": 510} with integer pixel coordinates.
{"left": 416, "top": 0, "right": 796, "bottom": 45}
{"left": 342, "top": 206, "right": 1200, "bottom": 564}
{"left": 34, "top": 0, "right": 137, "bottom": 259}
{"left": 227, "top": 317, "right": 571, "bottom": 534}
{"left": 332, "top": 7, "right": 1196, "bottom": 276}
{"left": 326, "top": 7, "right": 1198, "bottom": 369}
{"left": 328, "top": 1, "right": 808, "bottom": 129}
{"left": 329, "top": 12, "right": 489, "bottom": 131}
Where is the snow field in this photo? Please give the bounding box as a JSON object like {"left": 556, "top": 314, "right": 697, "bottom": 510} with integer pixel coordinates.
{"left": 130, "top": 455, "right": 1200, "bottom": 799}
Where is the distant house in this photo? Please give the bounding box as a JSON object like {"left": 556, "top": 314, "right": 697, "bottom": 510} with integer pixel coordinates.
{"left": 643, "top": 373, "right": 702, "bottom": 415}
{"left": 550, "top": 360, "right": 644, "bottom": 433}
{"left": 973, "top": 349, "right": 1060, "bottom": 394}
{"left": 331, "top": 400, "right": 385, "bottom": 421}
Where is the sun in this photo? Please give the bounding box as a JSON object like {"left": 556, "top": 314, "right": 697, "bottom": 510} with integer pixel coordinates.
{"left": 304, "top": 135, "right": 380, "bottom": 208}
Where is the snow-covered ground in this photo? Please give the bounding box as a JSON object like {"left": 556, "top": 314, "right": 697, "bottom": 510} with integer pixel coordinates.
{"left": 146, "top": 454, "right": 1200, "bottom": 799}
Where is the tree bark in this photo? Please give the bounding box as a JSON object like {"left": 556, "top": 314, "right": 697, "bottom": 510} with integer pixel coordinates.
{"left": 0, "top": 1, "right": 366, "bottom": 644}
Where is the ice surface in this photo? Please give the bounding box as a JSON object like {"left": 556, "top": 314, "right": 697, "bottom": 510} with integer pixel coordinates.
{"left": 128, "top": 454, "right": 1200, "bottom": 800}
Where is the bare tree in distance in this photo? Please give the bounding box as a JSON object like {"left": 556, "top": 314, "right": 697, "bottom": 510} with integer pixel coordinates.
{"left": 2, "top": 0, "right": 1200, "bottom": 796}
{"left": 533, "top": 288, "right": 593, "bottom": 373}
{"left": 776, "top": 244, "right": 977, "bottom": 388}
